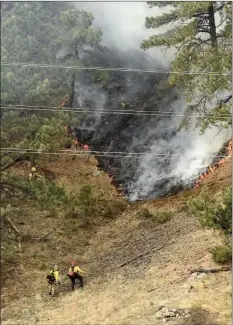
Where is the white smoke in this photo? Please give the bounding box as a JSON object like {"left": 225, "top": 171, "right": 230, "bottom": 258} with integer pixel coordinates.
{"left": 75, "top": 2, "right": 174, "bottom": 65}
{"left": 129, "top": 124, "right": 231, "bottom": 201}
{"left": 73, "top": 2, "right": 231, "bottom": 200}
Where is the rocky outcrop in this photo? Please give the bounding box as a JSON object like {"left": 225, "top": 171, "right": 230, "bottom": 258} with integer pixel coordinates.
{"left": 155, "top": 306, "right": 191, "bottom": 322}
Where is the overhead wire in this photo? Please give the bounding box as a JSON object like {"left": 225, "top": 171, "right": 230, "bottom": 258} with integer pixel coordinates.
{"left": 1, "top": 105, "right": 231, "bottom": 118}
{"left": 2, "top": 60, "right": 231, "bottom": 196}
{"left": 1, "top": 62, "right": 231, "bottom": 76}
{"left": 1, "top": 146, "right": 230, "bottom": 156}
{"left": 1, "top": 147, "right": 230, "bottom": 160}
{"left": 1, "top": 104, "right": 232, "bottom": 116}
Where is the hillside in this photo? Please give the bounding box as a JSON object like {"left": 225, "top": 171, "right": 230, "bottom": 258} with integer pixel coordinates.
{"left": 1, "top": 153, "right": 232, "bottom": 325}
{"left": 1, "top": 2, "right": 232, "bottom": 325}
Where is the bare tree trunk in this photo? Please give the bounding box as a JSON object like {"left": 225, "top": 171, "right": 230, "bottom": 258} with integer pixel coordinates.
{"left": 208, "top": 2, "right": 218, "bottom": 49}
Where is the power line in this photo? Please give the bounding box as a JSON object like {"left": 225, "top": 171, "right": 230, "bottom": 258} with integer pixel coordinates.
{"left": 1, "top": 62, "right": 231, "bottom": 76}
{"left": 1, "top": 105, "right": 231, "bottom": 118}
{"left": 1, "top": 148, "right": 230, "bottom": 160}
{"left": 1, "top": 147, "right": 230, "bottom": 157}
{"left": 2, "top": 104, "right": 232, "bottom": 117}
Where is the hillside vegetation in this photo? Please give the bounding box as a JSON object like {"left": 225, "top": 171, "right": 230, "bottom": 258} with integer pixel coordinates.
{"left": 1, "top": 2, "right": 232, "bottom": 325}
{"left": 1, "top": 153, "right": 232, "bottom": 325}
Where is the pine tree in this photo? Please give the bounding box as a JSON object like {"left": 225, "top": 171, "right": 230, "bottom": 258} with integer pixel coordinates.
{"left": 1, "top": 2, "right": 101, "bottom": 195}
{"left": 1, "top": 2, "right": 102, "bottom": 106}
{"left": 142, "top": 1, "right": 232, "bottom": 132}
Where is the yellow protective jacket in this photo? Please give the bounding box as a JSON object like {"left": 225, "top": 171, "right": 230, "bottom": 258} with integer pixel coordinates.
{"left": 28, "top": 172, "right": 42, "bottom": 181}
{"left": 69, "top": 266, "right": 86, "bottom": 274}
{"left": 50, "top": 270, "right": 59, "bottom": 281}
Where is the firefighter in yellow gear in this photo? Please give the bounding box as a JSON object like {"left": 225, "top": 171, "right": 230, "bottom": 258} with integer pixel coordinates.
{"left": 28, "top": 167, "right": 43, "bottom": 181}
{"left": 67, "top": 261, "right": 86, "bottom": 291}
{"left": 46, "top": 264, "right": 60, "bottom": 296}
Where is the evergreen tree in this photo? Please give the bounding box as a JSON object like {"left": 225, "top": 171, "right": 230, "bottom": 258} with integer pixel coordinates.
{"left": 1, "top": 2, "right": 102, "bottom": 106}
{"left": 142, "top": 1, "right": 232, "bottom": 132}
{"left": 1, "top": 2, "right": 101, "bottom": 189}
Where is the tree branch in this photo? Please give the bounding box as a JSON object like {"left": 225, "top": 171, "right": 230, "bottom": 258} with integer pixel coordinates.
{"left": 4, "top": 216, "right": 22, "bottom": 252}
{"left": 190, "top": 266, "right": 231, "bottom": 274}
{"left": 1, "top": 187, "right": 25, "bottom": 200}
{"left": 0, "top": 181, "right": 31, "bottom": 195}
{"left": 214, "top": 2, "right": 231, "bottom": 13}
{"left": 222, "top": 95, "right": 232, "bottom": 104}
{"left": 1, "top": 154, "right": 25, "bottom": 171}
{"left": 31, "top": 231, "right": 52, "bottom": 241}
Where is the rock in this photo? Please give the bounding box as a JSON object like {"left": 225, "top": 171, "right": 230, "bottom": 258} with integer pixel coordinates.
{"left": 197, "top": 272, "right": 207, "bottom": 279}
{"left": 35, "top": 293, "right": 42, "bottom": 301}
{"left": 162, "top": 307, "right": 176, "bottom": 318}
{"left": 155, "top": 311, "right": 163, "bottom": 319}
{"left": 190, "top": 272, "right": 198, "bottom": 279}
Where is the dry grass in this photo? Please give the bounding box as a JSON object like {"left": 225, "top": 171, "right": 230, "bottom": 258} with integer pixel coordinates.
{"left": 179, "top": 306, "right": 223, "bottom": 325}
{"left": 2, "top": 155, "right": 127, "bottom": 307}
{"left": 1, "top": 155, "right": 232, "bottom": 325}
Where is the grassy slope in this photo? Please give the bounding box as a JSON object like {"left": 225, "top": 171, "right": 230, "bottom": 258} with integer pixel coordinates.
{"left": 1, "top": 155, "right": 232, "bottom": 325}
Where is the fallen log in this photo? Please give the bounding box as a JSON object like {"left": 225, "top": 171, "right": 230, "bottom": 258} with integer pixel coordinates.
{"left": 31, "top": 231, "right": 52, "bottom": 241}
{"left": 190, "top": 266, "right": 231, "bottom": 274}
{"left": 4, "top": 216, "right": 20, "bottom": 234}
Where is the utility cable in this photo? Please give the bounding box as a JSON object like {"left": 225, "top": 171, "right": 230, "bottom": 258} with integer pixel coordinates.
{"left": 1, "top": 105, "right": 231, "bottom": 118}
{"left": 1, "top": 62, "right": 231, "bottom": 76}
{"left": 1, "top": 146, "right": 231, "bottom": 157}
{"left": 1, "top": 148, "right": 230, "bottom": 160}
{"left": 1, "top": 104, "right": 232, "bottom": 117}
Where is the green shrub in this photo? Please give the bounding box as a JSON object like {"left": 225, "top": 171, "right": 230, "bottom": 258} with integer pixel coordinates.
{"left": 138, "top": 208, "right": 172, "bottom": 224}
{"left": 211, "top": 244, "right": 232, "bottom": 264}
{"left": 187, "top": 186, "right": 232, "bottom": 235}
{"left": 78, "top": 185, "right": 97, "bottom": 218}
{"left": 65, "top": 186, "right": 127, "bottom": 222}
{"left": 187, "top": 186, "right": 232, "bottom": 265}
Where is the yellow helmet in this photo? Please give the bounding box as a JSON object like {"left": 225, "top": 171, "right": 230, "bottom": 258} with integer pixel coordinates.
{"left": 31, "top": 167, "right": 36, "bottom": 172}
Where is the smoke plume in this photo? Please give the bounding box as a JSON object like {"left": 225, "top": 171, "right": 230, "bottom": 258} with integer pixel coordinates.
{"left": 72, "top": 2, "right": 231, "bottom": 200}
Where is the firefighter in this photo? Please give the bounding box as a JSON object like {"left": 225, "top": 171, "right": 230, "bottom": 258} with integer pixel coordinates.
{"left": 67, "top": 260, "right": 86, "bottom": 291}
{"left": 74, "top": 137, "right": 80, "bottom": 150}
{"left": 28, "top": 167, "right": 43, "bottom": 181}
{"left": 64, "top": 124, "right": 72, "bottom": 136}
{"left": 46, "top": 264, "right": 60, "bottom": 296}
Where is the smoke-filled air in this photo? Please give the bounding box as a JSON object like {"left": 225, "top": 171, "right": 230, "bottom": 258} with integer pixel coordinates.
{"left": 72, "top": 2, "right": 231, "bottom": 200}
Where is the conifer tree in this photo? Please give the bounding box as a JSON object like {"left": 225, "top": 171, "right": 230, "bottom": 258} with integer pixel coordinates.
{"left": 142, "top": 1, "right": 232, "bottom": 132}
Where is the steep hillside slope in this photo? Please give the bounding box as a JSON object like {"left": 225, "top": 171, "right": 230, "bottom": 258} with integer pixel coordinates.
{"left": 1, "top": 154, "right": 127, "bottom": 306}
{"left": 1, "top": 155, "right": 232, "bottom": 325}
